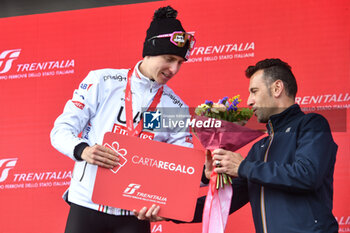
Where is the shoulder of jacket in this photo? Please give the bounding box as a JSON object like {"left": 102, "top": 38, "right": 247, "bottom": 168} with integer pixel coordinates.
{"left": 91, "top": 68, "right": 128, "bottom": 80}
{"left": 85, "top": 68, "right": 129, "bottom": 87}
{"left": 293, "top": 111, "right": 327, "bottom": 125}
{"left": 299, "top": 112, "right": 331, "bottom": 130}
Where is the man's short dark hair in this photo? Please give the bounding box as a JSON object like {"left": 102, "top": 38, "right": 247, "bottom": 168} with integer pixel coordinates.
{"left": 245, "top": 58, "right": 298, "bottom": 98}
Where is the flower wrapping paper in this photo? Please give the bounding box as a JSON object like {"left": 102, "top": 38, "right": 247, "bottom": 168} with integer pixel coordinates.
{"left": 193, "top": 115, "right": 264, "bottom": 233}
{"left": 193, "top": 115, "right": 264, "bottom": 152}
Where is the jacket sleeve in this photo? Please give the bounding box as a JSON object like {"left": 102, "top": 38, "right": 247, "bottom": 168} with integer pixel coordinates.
{"left": 238, "top": 114, "right": 337, "bottom": 192}
{"left": 50, "top": 71, "right": 100, "bottom": 160}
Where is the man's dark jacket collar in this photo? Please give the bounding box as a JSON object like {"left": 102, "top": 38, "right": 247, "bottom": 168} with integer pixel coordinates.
{"left": 266, "top": 104, "right": 304, "bottom": 134}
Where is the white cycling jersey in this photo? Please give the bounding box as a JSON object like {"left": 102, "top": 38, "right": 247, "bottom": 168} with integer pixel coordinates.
{"left": 50, "top": 61, "right": 193, "bottom": 215}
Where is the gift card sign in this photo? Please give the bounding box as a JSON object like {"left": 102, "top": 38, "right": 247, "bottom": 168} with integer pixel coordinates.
{"left": 92, "top": 132, "right": 204, "bottom": 222}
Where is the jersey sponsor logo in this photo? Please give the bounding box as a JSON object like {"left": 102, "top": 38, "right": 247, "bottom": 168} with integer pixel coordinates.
{"left": 116, "top": 106, "right": 141, "bottom": 125}
{"left": 72, "top": 101, "right": 85, "bottom": 110}
{"left": 0, "top": 158, "right": 18, "bottom": 182}
{"left": 112, "top": 124, "right": 129, "bottom": 135}
{"left": 162, "top": 92, "right": 183, "bottom": 107}
{"left": 0, "top": 49, "right": 21, "bottom": 74}
{"left": 73, "top": 90, "right": 86, "bottom": 101}
{"left": 112, "top": 124, "right": 154, "bottom": 140}
{"left": 138, "top": 131, "right": 155, "bottom": 140}
{"left": 72, "top": 90, "right": 85, "bottom": 101}
{"left": 80, "top": 83, "right": 93, "bottom": 90}
{"left": 103, "top": 74, "right": 126, "bottom": 82}
{"left": 82, "top": 122, "right": 92, "bottom": 140}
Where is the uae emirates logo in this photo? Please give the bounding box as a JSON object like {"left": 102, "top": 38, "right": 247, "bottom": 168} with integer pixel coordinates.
{"left": 103, "top": 142, "right": 127, "bottom": 174}
{"left": 0, "top": 158, "right": 18, "bottom": 182}
{"left": 0, "top": 49, "right": 21, "bottom": 74}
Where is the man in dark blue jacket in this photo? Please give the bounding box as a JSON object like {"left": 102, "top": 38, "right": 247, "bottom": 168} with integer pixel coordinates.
{"left": 202, "top": 58, "right": 339, "bottom": 232}
{"left": 134, "top": 58, "right": 339, "bottom": 232}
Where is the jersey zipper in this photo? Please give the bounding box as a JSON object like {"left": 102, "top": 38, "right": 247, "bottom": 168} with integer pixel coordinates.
{"left": 150, "top": 80, "right": 156, "bottom": 93}
{"left": 79, "top": 161, "right": 88, "bottom": 182}
{"left": 260, "top": 120, "right": 274, "bottom": 233}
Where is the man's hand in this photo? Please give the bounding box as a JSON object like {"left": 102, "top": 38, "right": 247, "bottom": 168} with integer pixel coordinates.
{"left": 81, "top": 144, "right": 119, "bottom": 169}
{"left": 205, "top": 150, "right": 214, "bottom": 179}
{"left": 212, "top": 149, "right": 244, "bottom": 177}
{"left": 133, "top": 204, "right": 165, "bottom": 222}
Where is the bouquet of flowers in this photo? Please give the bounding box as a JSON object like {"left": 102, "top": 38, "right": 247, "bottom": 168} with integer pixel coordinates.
{"left": 193, "top": 95, "right": 263, "bottom": 233}
{"left": 194, "top": 95, "right": 254, "bottom": 188}
{"left": 195, "top": 95, "right": 253, "bottom": 125}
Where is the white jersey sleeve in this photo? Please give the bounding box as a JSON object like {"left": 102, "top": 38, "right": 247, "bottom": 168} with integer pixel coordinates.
{"left": 50, "top": 70, "right": 101, "bottom": 160}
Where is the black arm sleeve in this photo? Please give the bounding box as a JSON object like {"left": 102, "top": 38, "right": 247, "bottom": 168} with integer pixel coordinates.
{"left": 73, "top": 142, "right": 89, "bottom": 161}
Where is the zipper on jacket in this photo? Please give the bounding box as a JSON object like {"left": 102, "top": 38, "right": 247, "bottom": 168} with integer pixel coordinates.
{"left": 79, "top": 162, "right": 88, "bottom": 182}
{"left": 260, "top": 120, "right": 274, "bottom": 233}
{"left": 150, "top": 81, "right": 155, "bottom": 93}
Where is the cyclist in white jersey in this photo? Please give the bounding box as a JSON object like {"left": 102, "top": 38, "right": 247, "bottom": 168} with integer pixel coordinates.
{"left": 50, "top": 5, "right": 196, "bottom": 233}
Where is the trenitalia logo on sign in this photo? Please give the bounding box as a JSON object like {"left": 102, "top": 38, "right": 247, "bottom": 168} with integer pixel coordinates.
{"left": 122, "top": 183, "right": 167, "bottom": 205}
{"left": 0, "top": 49, "right": 21, "bottom": 74}
{"left": 0, "top": 49, "right": 75, "bottom": 80}
{"left": 123, "top": 183, "right": 141, "bottom": 195}
{"left": 0, "top": 158, "right": 18, "bottom": 182}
